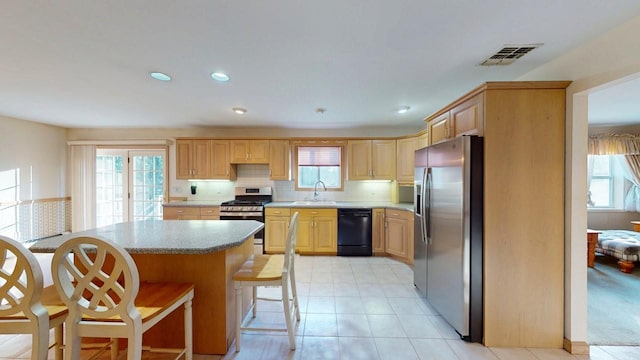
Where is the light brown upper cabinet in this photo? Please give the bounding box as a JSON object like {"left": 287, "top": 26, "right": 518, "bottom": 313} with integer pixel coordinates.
{"left": 211, "top": 140, "right": 236, "bottom": 180}
{"left": 269, "top": 140, "right": 290, "bottom": 180}
{"left": 417, "top": 131, "right": 429, "bottom": 149}
{"left": 347, "top": 139, "right": 396, "bottom": 180}
{"left": 427, "top": 93, "right": 484, "bottom": 145}
{"left": 396, "top": 137, "right": 419, "bottom": 184}
{"left": 428, "top": 112, "right": 450, "bottom": 145}
{"left": 176, "top": 139, "right": 211, "bottom": 179}
{"left": 230, "top": 140, "right": 270, "bottom": 164}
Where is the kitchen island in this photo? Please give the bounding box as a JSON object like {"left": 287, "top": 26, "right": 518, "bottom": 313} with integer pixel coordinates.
{"left": 30, "top": 219, "right": 263, "bottom": 355}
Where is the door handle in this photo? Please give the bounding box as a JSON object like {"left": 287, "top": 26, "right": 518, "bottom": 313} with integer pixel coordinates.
{"left": 425, "top": 168, "right": 432, "bottom": 245}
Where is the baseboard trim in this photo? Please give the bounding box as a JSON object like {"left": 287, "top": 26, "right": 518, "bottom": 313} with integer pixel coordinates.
{"left": 563, "top": 338, "right": 590, "bottom": 355}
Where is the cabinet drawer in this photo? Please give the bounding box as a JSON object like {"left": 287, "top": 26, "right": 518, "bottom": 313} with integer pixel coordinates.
{"left": 294, "top": 208, "right": 337, "bottom": 217}
{"left": 385, "top": 209, "right": 412, "bottom": 220}
{"left": 200, "top": 207, "right": 220, "bottom": 217}
{"left": 163, "top": 207, "right": 200, "bottom": 219}
{"left": 265, "top": 208, "right": 291, "bottom": 216}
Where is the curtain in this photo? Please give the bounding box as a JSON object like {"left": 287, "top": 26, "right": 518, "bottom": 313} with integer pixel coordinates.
{"left": 619, "top": 155, "right": 640, "bottom": 212}
{"left": 69, "top": 145, "right": 96, "bottom": 232}
{"left": 587, "top": 155, "right": 595, "bottom": 206}
{"left": 588, "top": 134, "right": 640, "bottom": 155}
{"left": 589, "top": 134, "right": 640, "bottom": 211}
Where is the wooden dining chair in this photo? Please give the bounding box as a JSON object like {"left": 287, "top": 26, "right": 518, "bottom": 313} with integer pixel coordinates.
{"left": 51, "top": 235, "right": 195, "bottom": 360}
{"left": 0, "top": 235, "right": 66, "bottom": 360}
{"left": 233, "top": 212, "right": 300, "bottom": 352}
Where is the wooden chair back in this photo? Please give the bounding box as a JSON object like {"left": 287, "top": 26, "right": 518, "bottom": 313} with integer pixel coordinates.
{"left": 1, "top": 235, "right": 66, "bottom": 360}
{"left": 283, "top": 212, "right": 299, "bottom": 275}
{"left": 0, "top": 235, "right": 45, "bottom": 320}
{"left": 51, "top": 235, "right": 140, "bottom": 323}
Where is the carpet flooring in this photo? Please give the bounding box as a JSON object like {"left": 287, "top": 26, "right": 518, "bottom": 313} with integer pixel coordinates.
{"left": 588, "top": 255, "right": 640, "bottom": 345}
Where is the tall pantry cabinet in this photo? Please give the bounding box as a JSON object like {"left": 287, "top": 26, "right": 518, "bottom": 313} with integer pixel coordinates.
{"left": 424, "top": 81, "right": 570, "bottom": 349}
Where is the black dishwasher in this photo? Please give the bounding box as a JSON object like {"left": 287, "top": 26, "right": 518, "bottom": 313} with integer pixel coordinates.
{"left": 337, "top": 208, "right": 372, "bottom": 256}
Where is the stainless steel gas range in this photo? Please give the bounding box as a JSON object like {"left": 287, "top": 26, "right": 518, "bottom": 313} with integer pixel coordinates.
{"left": 219, "top": 187, "right": 272, "bottom": 252}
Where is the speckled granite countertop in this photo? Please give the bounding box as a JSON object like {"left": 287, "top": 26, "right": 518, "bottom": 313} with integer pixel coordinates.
{"left": 163, "top": 200, "right": 227, "bottom": 207}
{"left": 265, "top": 201, "right": 413, "bottom": 211}
{"left": 28, "top": 220, "right": 263, "bottom": 255}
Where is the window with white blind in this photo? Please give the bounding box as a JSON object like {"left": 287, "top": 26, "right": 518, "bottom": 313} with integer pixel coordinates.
{"left": 296, "top": 146, "right": 343, "bottom": 190}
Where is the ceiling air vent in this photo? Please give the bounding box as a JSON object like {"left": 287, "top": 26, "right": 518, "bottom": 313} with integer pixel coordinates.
{"left": 480, "top": 44, "right": 542, "bottom": 66}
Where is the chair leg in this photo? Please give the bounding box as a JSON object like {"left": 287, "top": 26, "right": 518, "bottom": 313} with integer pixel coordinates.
{"left": 184, "top": 297, "right": 193, "bottom": 360}
{"left": 252, "top": 285, "right": 258, "bottom": 318}
{"left": 31, "top": 316, "right": 49, "bottom": 360}
{"left": 281, "top": 279, "right": 296, "bottom": 350}
{"left": 127, "top": 332, "right": 143, "bottom": 360}
{"left": 110, "top": 338, "right": 119, "bottom": 360}
{"left": 235, "top": 285, "right": 242, "bottom": 352}
{"left": 54, "top": 324, "right": 64, "bottom": 360}
{"left": 290, "top": 267, "right": 301, "bottom": 321}
{"left": 64, "top": 318, "right": 82, "bottom": 360}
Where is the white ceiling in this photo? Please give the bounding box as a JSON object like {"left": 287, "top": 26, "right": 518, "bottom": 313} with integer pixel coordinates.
{"left": 2, "top": 1, "right": 640, "bottom": 131}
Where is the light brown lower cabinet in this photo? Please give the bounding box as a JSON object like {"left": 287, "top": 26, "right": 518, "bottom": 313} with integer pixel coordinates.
{"left": 264, "top": 208, "right": 291, "bottom": 253}
{"left": 294, "top": 208, "right": 337, "bottom": 255}
{"left": 372, "top": 208, "right": 386, "bottom": 254}
{"left": 384, "top": 209, "right": 413, "bottom": 264}
{"left": 263, "top": 206, "right": 412, "bottom": 262}
{"left": 163, "top": 206, "right": 219, "bottom": 220}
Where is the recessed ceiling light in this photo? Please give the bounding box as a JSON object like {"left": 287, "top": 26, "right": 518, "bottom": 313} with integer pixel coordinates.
{"left": 211, "top": 72, "right": 230, "bottom": 82}
{"left": 150, "top": 72, "right": 171, "bottom": 81}
{"left": 232, "top": 107, "right": 247, "bottom": 114}
{"left": 397, "top": 106, "right": 411, "bottom": 114}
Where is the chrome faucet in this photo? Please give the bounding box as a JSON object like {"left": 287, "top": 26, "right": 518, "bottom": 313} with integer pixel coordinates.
{"left": 313, "top": 180, "right": 326, "bottom": 201}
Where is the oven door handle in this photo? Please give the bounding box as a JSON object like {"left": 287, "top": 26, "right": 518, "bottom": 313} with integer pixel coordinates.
{"left": 219, "top": 212, "right": 264, "bottom": 217}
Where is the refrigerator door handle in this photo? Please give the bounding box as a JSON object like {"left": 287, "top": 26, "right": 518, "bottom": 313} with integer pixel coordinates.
{"left": 424, "top": 167, "right": 432, "bottom": 245}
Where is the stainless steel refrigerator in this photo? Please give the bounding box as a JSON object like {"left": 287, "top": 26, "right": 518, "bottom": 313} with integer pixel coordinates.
{"left": 413, "top": 135, "right": 483, "bottom": 343}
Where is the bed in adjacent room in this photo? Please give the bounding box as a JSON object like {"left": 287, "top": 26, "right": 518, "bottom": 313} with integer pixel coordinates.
{"left": 595, "top": 229, "right": 640, "bottom": 273}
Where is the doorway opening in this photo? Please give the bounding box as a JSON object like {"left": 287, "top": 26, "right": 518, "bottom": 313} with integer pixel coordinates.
{"left": 96, "top": 148, "right": 167, "bottom": 227}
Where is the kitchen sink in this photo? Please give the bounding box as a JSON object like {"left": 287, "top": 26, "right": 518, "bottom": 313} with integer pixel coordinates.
{"left": 292, "top": 200, "right": 337, "bottom": 206}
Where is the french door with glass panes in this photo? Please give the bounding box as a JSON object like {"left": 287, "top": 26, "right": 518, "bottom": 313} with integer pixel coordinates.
{"left": 96, "top": 149, "right": 167, "bottom": 227}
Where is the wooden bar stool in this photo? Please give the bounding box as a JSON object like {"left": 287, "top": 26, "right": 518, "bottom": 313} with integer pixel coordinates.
{"left": 233, "top": 212, "right": 300, "bottom": 352}
{"left": 51, "top": 235, "right": 195, "bottom": 360}
{"left": 0, "top": 235, "right": 67, "bottom": 360}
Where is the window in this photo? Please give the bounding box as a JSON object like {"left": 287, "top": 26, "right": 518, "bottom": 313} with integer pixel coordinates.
{"left": 588, "top": 155, "right": 625, "bottom": 209}
{"left": 296, "top": 146, "right": 343, "bottom": 190}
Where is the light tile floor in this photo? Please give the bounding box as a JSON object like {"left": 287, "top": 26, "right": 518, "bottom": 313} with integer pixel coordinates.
{"left": 2, "top": 255, "right": 639, "bottom": 359}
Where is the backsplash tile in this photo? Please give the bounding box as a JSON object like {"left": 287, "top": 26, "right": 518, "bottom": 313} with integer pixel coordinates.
{"left": 181, "top": 164, "right": 393, "bottom": 202}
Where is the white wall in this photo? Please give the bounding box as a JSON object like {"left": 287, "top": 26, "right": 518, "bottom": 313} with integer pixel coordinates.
{"left": 519, "top": 15, "right": 640, "bottom": 349}
{"left": 1, "top": 115, "right": 67, "bottom": 201}
{"left": 1, "top": 115, "right": 66, "bottom": 286}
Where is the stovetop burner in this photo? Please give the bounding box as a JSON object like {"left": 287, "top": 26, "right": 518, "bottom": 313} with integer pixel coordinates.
{"left": 220, "top": 199, "right": 270, "bottom": 206}
{"left": 220, "top": 187, "right": 272, "bottom": 208}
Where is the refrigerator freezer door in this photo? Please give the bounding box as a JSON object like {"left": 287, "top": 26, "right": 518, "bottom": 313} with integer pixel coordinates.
{"left": 426, "top": 137, "right": 469, "bottom": 337}
{"left": 413, "top": 165, "right": 427, "bottom": 297}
